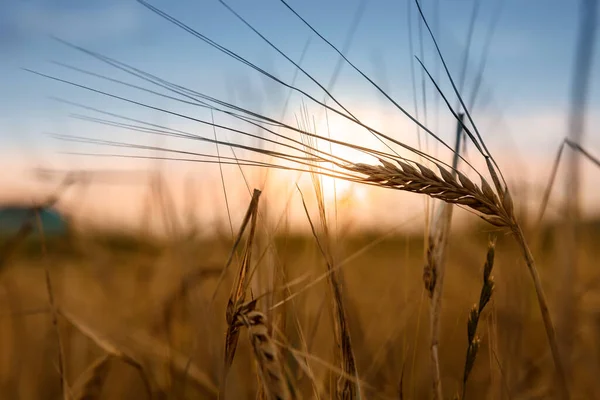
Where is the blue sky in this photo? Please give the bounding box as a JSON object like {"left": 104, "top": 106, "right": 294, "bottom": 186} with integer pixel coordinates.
{"left": 2, "top": 0, "right": 597, "bottom": 146}
{"left": 0, "top": 0, "right": 599, "bottom": 229}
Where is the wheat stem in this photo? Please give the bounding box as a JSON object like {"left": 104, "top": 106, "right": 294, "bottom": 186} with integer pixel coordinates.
{"left": 35, "top": 211, "right": 70, "bottom": 400}
{"left": 510, "top": 224, "right": 569, "bottom": 400}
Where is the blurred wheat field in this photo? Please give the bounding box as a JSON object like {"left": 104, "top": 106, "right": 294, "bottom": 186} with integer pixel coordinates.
{"left": 1, "top": 220, "right": 600, "bottom": 399}
{"left": 2, "top": 0, "right": 599, "bottom": 399}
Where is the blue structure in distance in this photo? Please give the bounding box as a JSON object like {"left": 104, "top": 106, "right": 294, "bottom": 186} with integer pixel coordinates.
{"left": 0, "top": 205, "right": 68, "bottom": 236}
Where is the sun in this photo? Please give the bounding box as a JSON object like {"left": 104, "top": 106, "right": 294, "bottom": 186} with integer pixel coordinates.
{"left": 303, "top": 115, "right": 382, "bottom": 206}
{"left": 321, "top": 174, "right": 351, "bottom": 202}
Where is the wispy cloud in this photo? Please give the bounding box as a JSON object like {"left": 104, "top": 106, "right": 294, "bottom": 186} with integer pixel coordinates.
{"left": 1, "top": 1, "right": 144, "bottom": 49}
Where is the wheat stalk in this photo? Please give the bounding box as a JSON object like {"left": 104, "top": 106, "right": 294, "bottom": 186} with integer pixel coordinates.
{"left": 462, "top": 238, "right": 496, "bottom": 400}
{"left": 58, "top": 309, "right": 156, "bottom": 398}
{"left": 232, "top": 301, "right": 291, "bottom": 400}
{"left": 35, "top": 211, "right": 71, "bottom": 400}
{"left": 423, "top": 113, "right": 466, "bottom": 400}
{"left": 297, "top": 110, "right": 360, "bottom": 400}
{"left": 424, "top": 222, "right": 449, "bottom": 400}
{"left": 221, "top": 189, "right": 262, "bottom": 391}
{"left": 559, "top": 0, "right": 598, "bottom": 377}
{"left": 0, "top": 177, "right": 75, "bottom": 397}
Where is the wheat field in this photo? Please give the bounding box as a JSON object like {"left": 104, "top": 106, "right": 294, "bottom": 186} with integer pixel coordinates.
{"left": 1, "top": 219, "right": 600, "bottom": 399}
{"left": 1, "top": 0, "right": 599, "bottom": 399}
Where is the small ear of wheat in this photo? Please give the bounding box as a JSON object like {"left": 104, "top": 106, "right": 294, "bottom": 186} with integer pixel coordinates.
{"left": 347, "top": 159, "right": 514, "bottom": 227}
{"left": 462, "top": 238, "right": 496, "bottom": 399}
{"left": 220, "top": 189, "right": 262, "bottom": 393}
{"left": 233, "top": 301, "right": 291, "bottom": 400}
{"left": 423, "top": 239, "right": 438, "bottom": 299}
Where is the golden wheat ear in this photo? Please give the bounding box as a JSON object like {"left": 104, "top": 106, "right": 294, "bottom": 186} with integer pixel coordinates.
{"left": 348, "top": 159, "right": 512, "bottom": 227}
{"left": 220, "top": 189, "right": 263, "bottom": 395}
{"left": 234, "top": 302, "right": 292, "bottom": 400}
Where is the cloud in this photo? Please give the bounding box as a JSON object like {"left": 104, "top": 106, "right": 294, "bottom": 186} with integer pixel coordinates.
{"left": 2, "top": 1, "right": 145, "bottom": 48}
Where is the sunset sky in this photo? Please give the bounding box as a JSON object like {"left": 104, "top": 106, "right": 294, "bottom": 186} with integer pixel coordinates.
{"left": 0, "top": 0, "right": 598, "bottom": 233}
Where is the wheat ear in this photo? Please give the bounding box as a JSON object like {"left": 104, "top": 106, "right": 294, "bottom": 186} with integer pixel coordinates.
{"left": 348, "top": 158, "right": 569, "bottom": 398}
{"left": 232, "top": 301, "right": 291, "bottom": 400}
{"left": 220, "top": 189, "right": 263, "bottom": 396}
{"left": 462, "top": 238, "right": 496, "bottom": 399}
{"left": 348, "top": 159, "right": 510, "bottom": 227}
